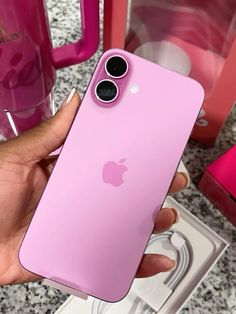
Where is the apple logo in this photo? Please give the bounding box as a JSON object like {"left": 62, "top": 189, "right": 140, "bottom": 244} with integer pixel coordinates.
{"left": 102, "top": 158, "right": 127, "bottom": 187}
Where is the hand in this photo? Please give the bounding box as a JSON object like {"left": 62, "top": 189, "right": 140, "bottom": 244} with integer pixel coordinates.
{"left": 0, "top": 91, "right": 189, "bottom": 286}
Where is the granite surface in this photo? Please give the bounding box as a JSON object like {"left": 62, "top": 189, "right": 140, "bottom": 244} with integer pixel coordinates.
{"left": 0, "top": 0, "right": 236, "bottom": 313}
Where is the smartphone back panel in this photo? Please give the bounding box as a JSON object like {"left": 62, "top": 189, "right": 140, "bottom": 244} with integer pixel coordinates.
{"left": 19, "top": 49, "right": 204, "bottom": 302}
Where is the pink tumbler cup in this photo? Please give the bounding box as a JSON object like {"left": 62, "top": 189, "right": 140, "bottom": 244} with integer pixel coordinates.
{"left": 0, "top": 0, "right": 99, "bottom": 140}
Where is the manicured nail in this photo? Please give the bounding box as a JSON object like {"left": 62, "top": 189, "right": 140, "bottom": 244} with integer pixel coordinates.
{"left": 177, "top": 161, "right": 191, "bottom": 188}
{"left": 48, "top": 146, "right": 62, "bottom": 157}
{"left": 170, "top": 207, "right": 180, "bottom": 223}
{"left": 61, "top": 88, "right": 76, "bottom": 108}
{"left": 67, "top": 88, "right": 76, "bottom": 103}
{"left": 178, "top": 172, "right": 190, "bottom": 188}
{"left": 167, "top": 259, "right": 177, "bottom": 271}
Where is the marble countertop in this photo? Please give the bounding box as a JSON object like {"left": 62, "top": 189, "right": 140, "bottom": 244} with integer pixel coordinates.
{"left": 1, "top": 0, "right": 235, "bottom": 313}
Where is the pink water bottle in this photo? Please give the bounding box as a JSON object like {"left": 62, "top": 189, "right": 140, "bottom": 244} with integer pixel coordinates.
{"left": 0, "top": 0, "right": 99, "bottom": 140}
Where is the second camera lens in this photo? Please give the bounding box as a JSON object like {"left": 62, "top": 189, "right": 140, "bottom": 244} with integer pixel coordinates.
{"left": 95, "top": 80, "right": 118, "bottom": 103}
{"left": 106, "top": 56, "right": 128, "bottom": 78}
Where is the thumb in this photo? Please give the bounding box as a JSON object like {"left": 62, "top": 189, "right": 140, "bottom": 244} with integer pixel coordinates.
{"left": 1, "top": 89, "right": 80, "bottom": 164}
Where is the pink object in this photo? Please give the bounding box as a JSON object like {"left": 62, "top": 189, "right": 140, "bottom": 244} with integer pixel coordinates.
{"left": 103, "top": 0, "right": 128, "bottom": 51}
{"left": 199, "top": 145, "right": 236, "bottom": 226}
{"left": 0, "top": 0, "right": 99, "bottom": 139}
{"left": 19, "top": 49, "right": 204, "bottom": 302}
{"left": 191, "top": 38, "right": 236, "bottom": 146}
{"left": 127, "top": 0, "right": 236, "bottom": 56}
{"left": 128, "top": 34, "right": 225, "bottom": 97}
{"left": 105, "top": 0, "right": 236, "bottom": 146}
{"left": 125, "top": 0, "right": 236, "bottom": 146}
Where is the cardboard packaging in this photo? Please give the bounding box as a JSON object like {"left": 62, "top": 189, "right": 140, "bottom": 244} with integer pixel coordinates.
{"left": 54, "top": 197, "right": 228, "bottom": 314}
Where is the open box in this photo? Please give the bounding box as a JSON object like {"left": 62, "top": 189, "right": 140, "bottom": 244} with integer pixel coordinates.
{"left": 54, "top": 196, "right": 228, "bottom": 314}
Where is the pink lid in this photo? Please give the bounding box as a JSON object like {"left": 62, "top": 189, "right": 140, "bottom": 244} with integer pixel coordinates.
{"left": 207, "top": 145, "right": 236, "bottom": 199}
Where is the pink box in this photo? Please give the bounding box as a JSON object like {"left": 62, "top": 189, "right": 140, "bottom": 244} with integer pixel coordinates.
{"left": 103, "top": 0, "right": 128, "bottom": 51}
{"left": 103, "top": 0, "right": 236, "bottom": 146}
{"left": 199, "top": 145, "right": 236, "bottom": 226}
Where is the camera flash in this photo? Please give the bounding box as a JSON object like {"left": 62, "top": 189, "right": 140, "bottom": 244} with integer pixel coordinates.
{"left": 130, "top": 84, "right": 139, "bottom": 94}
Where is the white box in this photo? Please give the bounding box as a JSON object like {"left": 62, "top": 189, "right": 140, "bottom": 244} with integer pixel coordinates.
{"left": 54, "top": 196, "right": 228, "bottom": 314}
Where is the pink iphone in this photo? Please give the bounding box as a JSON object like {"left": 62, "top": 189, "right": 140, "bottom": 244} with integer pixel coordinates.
{"left": 19, "top": 49, "right": 204, "bottom": 302}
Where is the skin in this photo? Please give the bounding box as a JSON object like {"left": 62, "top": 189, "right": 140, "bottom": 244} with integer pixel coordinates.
{"left": 0, "top": 92, "right": 187, "bottom": 286}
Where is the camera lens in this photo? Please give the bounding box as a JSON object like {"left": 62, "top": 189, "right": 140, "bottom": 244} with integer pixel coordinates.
{"left": 105, "top": 56, "right": 128, "bottom": 78}
{"left": 95, "top": 79, "right": 118, "bottom": 103}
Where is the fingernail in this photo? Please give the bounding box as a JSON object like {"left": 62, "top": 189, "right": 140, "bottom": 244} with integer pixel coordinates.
{"left": 167, "top": 259, "right": 177, "bottom": 271}
{"left": 61, "top": 88, "right": 76, "bottom": 108}
{"left": 177, "top": 161, "right": 191, "bottom": 188}
{"left": 179, "top": 172, "right": 190, "bottom": 188}
{"left": 48, "top": 146, "right": 62, "bottom": 157}
{"left": 170, "top": 207, "right": 180, "bottom": 223}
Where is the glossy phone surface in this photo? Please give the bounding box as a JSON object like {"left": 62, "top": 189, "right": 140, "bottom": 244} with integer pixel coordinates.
{"left": 19, "top": 49, "right": 204, "bottom": 302}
